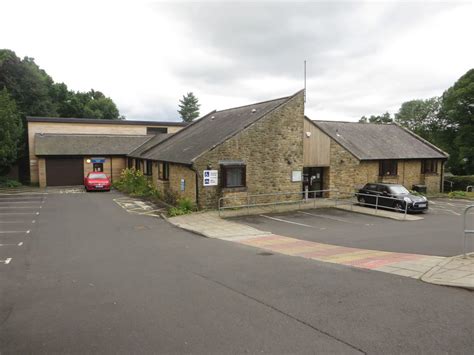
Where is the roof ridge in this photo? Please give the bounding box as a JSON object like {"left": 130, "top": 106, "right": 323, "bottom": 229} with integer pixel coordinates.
{"left": 135, "top": 110, "right": 218, "bottom": 157}
{"left": 190, "top": 89, "right": 304, "bottom": 163}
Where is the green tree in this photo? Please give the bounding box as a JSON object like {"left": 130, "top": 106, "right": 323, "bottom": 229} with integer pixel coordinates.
{"left": 359, "top": 112, "right": 393, "bottom": 124}
{"left": 394, "top": 97, "right": 444, "bottom": 142}
{"left": 439, "top": 68, "right": 474, "bottom": 174}
{"left": 178, "top": 92, "right": 200, "bottom": 122}
{"left": 0, "top": 89, "right": 23, "bottom": 174}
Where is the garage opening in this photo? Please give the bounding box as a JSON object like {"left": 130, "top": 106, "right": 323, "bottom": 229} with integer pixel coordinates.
{"left": 45, "top": 157, "right": 84, "bottom": 186}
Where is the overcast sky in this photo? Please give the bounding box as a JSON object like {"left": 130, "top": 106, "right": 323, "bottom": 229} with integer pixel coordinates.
{"left": 3, "top": 0, "right": 473, "bottom": 122}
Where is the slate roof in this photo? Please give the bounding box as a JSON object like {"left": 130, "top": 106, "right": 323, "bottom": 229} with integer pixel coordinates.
{"left": 27, "top": 116, "right": 187, "bottom": 126}
{"left": 35, "top": 134, "right": 153, "bottom": 156}
{"left": 128, "top": 133, "right": 171, "bottom": 158}
{"left": 140, "top": 90, "right": 302, "bottom": 164}
{"left": 311, "top": 120, "right": 448, "bottom": 160}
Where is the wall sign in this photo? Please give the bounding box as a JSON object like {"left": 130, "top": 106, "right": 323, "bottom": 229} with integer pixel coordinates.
{"left": 291, "top": 170, "right": 302, "bottom": 182}
{"left": 203, "top": 170, "right": 218, "bottom": 186}
{"left": 91, "top": 157, "right": 106, "bottom": 163}
{"left": 180, "top": 178, "right": 185, "bottom": 191}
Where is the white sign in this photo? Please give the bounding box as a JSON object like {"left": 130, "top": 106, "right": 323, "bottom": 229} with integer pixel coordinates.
{"left": 292, "top": 170, "right": 302, "bottom": 182}
{"left": 203, "top": 170, "right": 218, "bottom": 186}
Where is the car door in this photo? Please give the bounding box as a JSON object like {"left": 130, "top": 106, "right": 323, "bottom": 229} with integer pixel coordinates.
{"left": 377, "top": 185, "right": 391, "bottom": 207}
{"left": 363, "top": 184, "right": 378, "bottom": 205}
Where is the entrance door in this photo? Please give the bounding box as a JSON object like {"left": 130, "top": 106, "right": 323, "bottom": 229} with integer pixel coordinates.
{"left": 303, "top": 167, "right": 324, "bottom": 198}
{"left": 45, "top": 157, "right": 84, "bottom": 186}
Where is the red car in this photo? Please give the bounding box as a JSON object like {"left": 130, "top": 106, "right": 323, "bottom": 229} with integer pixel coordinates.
{"left": 84, "top": 172, "right": 111, "bottom": 191}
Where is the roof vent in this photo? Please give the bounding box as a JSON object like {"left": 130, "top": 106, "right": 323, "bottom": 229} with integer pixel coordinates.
{"left": 251, "top": 108, "right": 257, "bottom": 113}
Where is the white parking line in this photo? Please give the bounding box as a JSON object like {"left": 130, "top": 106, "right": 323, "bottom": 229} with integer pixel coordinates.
{"left": 0, "top": 242, "right": 23, "bottom": 246}
{"left": 0, "top": 212, "right": 40, "bottom": 215}
{"left": 298, "top": 211, "right": 363, "bottom": 225}
{"left": 0, "top": 206, "right": 42, "bottom": 209}
{"left": 1, "top": 258, "right": 12, "bottom": 264}
{"left": 0, "top": 230, "right": 30, "bottom": 234}
{"left": 0, "top": 201, "right": 43, "bottom": 204}
{"left": 260, "top": 215, "right": 315, "bottom": 228}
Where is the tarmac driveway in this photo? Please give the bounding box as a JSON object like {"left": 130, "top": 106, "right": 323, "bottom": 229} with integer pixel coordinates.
{"left": 231, "top": 198, "right": 474, "bottom": 257}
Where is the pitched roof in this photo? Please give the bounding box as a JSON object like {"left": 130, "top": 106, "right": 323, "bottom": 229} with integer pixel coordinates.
{"left": 128, "top": 133, "right": 171, "bottom": 158}
{"left": 27, "top": 116, "right": 187, "bottom": 127}
{"left": 310, "top": 119, "right": 448, "bottom": 160}
{"left": 35, "top": 133, "right": 152, "bottom": 156}
{"left": 140, "top": 90, "right": 303, "bottom": 164}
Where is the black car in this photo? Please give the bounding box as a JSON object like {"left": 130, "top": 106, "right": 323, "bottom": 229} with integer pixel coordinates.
{"left": 357, "top": 183, "right": 428, "bottom": 213}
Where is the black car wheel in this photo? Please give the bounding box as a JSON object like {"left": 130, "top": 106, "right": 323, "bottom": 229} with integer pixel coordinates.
{"left": 393, "top": 201, "right": 404, "bottom": 212}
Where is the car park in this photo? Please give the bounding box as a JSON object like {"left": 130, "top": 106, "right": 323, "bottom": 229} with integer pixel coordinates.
{"left": 84, "top": 172, "right": 111, "bottom": 191}
{"left": 357, "top": 183, "right": 428, "bottom": 213}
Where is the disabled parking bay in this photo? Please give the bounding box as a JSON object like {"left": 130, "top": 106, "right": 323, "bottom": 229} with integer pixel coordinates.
{"left": 230, "top": 198, "right": 474, "bottom": 257}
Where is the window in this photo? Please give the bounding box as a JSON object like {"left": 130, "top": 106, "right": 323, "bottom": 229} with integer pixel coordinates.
{"left": 127, "top": 159, "right": 133, "bottom": 169}
{"left": 144, "top": 160, "right": 153, "bottom": 176}
{"left": 221, "top": 165, "right": 246, "bottom": 188}
{"left": 160, "top": 162, "right": 169, "bottom": 181}
{"left": 93, "top": 163, "right": 103, "bottom": 172}
{"left": 147, "top": 127, "right": 167, "bottom": 135}
{"left": 379, "top": 160, "right": 398, "bottom": 176}
{"left": 422, "top": 159, "right": 438, "bottom": 174}
{"left": 135, "top": 159, "right": 141, "bottom": 171}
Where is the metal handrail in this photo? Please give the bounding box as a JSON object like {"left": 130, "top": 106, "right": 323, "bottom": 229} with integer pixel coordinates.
{"left": 463, "top": 205, "right": 474, "bottom": 258}
{"left": 354, "top": 192, "right": 412, "bottom": 219}
{"left": 467, "top": 185, "right": 473, "bottom": 192}
{"left": 444, "top": 179, "right": 454, "bottom": 192}
{"left": 217, "top": 189, "right": 340, "bottom": 216}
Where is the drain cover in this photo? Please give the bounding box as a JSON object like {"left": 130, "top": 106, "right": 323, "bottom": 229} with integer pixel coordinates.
{"left": 257, "top": 252, "right": 274, "bottom": 256}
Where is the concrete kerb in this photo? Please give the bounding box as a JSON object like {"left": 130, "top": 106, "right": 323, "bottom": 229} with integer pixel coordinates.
{"left": 335, "top": 205, "right": 424, "bottom": 221}
{"left": 420, "top": 253, "right": 474, "bottom": 290}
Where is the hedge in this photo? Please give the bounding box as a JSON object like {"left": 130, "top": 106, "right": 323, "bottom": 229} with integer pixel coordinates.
{"left": 445, "top": 175, "right": 474, "bottom": 191}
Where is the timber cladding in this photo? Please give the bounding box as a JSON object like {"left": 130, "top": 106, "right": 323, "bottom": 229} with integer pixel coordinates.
{"left": 194, "top": 91, "right": 305, "bottom": 209}
{"left": 303, "top": 118, "right": 330, "bottom": 166}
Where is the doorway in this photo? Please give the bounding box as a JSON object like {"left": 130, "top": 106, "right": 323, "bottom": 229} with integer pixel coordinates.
{"left": 303, "top": 167, "right": 324, "bottom": 198}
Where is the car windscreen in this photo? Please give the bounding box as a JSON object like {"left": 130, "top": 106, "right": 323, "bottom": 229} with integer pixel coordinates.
{"left": 89, "top": 173, "right": 107, "bottom": 179}
{"left": 389, "top": 186, "right": 409, "bottom": 194}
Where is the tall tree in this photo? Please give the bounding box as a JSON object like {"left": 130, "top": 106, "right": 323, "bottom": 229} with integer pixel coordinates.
{"left": 178, "top": 92, "right": 200, "bottom": 122}
{"left": 359, "top": 112, "right": 393, "bottom": 124}
{"left": 0, "top": 89, "right": 23, "bottom": 174}
{"left": 439, "top": 68, "right": 474, "bottom": 174}
{"left": 394, "top": 97, "right": 443, "bottom": 142}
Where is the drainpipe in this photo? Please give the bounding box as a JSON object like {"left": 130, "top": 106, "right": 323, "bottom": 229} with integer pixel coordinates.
{"left": 191, "top": 165, "right": 200, "bottom": 209}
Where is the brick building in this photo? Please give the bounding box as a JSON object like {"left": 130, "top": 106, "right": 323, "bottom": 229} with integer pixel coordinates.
{"left": 27, "top": 117, "right": 186, "bottom": 187}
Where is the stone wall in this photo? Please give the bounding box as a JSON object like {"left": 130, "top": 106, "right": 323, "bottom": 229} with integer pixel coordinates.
{"left": 328, "top": 140, "right": 443, "bottom": 194}
{"left": 168, "top": 164, "right": 196, "bottom": 202}
{"left": 194, "top": 91, "right": 305, "bottom": 209}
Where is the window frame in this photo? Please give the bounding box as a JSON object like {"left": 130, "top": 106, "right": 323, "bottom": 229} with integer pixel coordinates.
{"left": 146, "top": 127, "right": 168, "bottom": 135}
{"left": 160, "top": 162, "right": 169, "bottom": 181}
{"left": 421, "top": 159, "right": 438, "bottom": 174}
{"left": 379, "top": 160, "right": 398, "bottom": 176}
{"left": 144, "top": 160, "right": 153, "bottom": 176}
{"left": 221, "top": 164, "right": 246, "bottom": 188}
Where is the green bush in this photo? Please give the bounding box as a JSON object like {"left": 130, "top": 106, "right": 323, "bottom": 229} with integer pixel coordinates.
{"left": 167, "top": 198, "right": 195, "bottom": 217}
{"left": 0, "top": 176, "right": 22, "bottom": 188}
{"left": 446, "top": 176, "right": 474, "bottom": 191}
{"left": 114, "top": 168, "right": 155, "bottom": 196}
{"left": 448, "top": 190, "right": 467, "bottom": 198}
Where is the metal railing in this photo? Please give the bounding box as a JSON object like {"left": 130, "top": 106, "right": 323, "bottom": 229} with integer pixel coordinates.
{"left": 444, "top": 179, "right": 454, "bottom": 192}
{"left": 463, "top": 205, "right": 474, "bottom": 258}
{"left": 467, "top": 185, "right": 473, "bottom": 192}
{"left": 353, "top": 192, "right": 410, "bottom": 219}
{"left": 218, "top": 189, "right": 340, "bottom": 216}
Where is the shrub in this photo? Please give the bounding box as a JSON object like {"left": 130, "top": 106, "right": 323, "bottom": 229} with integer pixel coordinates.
{"left": 446, "top": 176, "right": 474, "bottom": 191}
{"left": 448, "top": 190, "right": 467, "bottom": 198}
{"left": 0, "top": 177, "right": 22, "bottom": 188}
{"left": 167, "top": 198, "right": 195, "bottom": 217}
{"left": 114, "top": 168, "right": 154, "bottom": 196}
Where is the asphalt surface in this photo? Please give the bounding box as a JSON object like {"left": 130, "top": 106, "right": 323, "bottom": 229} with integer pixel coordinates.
{"left": 1, "top": 190, "right": 473, "bottom": 354}
{"left": 231, "top": 198, "right": 474, "bottom": 257}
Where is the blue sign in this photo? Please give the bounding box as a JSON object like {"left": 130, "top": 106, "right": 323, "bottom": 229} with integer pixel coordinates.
{"left": 91, "top": 158, "right": 106, "bottom": 163}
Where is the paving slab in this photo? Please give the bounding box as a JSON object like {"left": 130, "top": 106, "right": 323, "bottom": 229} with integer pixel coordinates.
{"left": 166, "top": 211, "right": 474, "bottom": 289}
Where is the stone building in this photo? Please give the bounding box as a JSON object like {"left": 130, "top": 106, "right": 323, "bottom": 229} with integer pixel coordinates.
{"left": 132, "top": 90, "right": 305, "bottom": 209}
{"left": 302, "top": 118, "right": 449, "bottom": 196}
